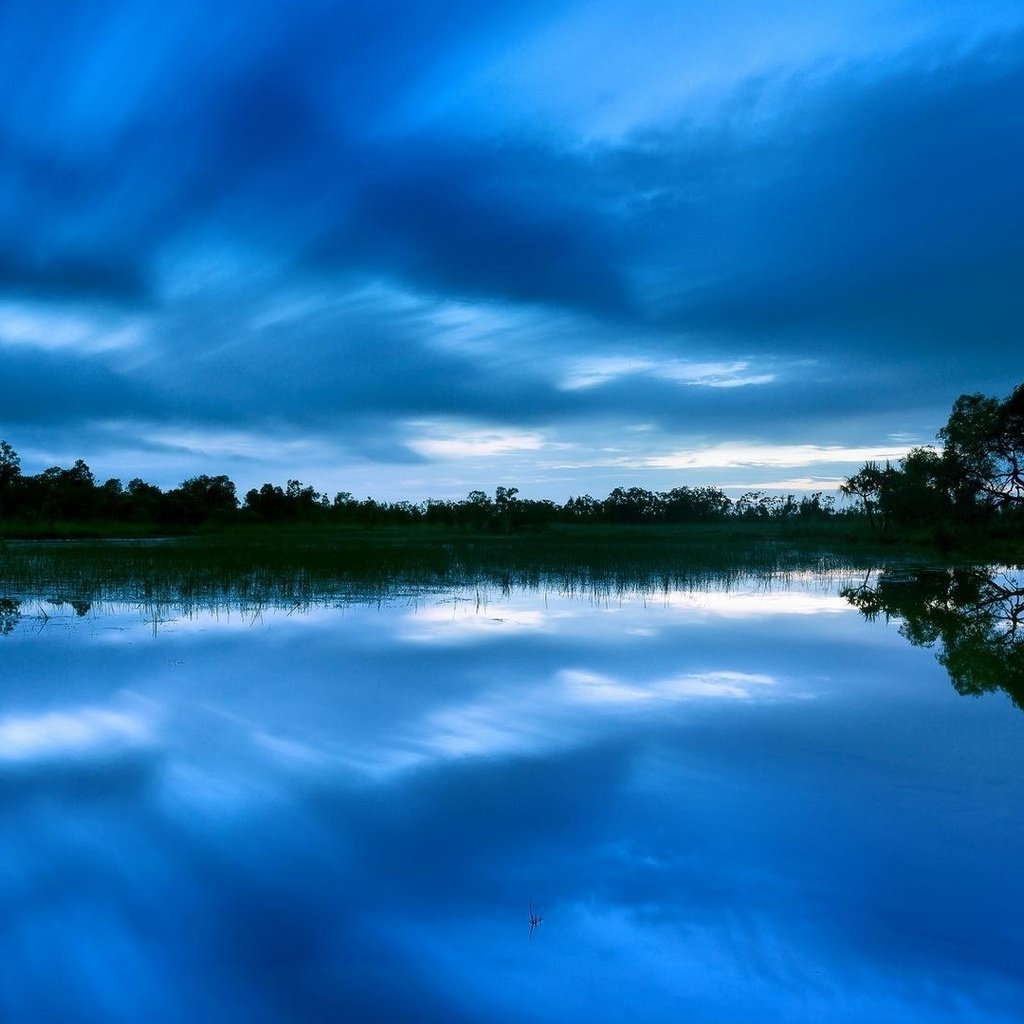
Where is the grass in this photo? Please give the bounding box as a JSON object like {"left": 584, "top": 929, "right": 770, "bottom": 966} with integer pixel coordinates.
{"left": 0, "top": 520, "right": 989, "bottom": 615}
{"left": 0, "top": 518, "right": 182, "bottom": 540}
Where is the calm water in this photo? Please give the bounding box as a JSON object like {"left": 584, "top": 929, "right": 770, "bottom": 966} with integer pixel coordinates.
{"left": 1, "top": 568, "right": 1022, "bottom": 1023}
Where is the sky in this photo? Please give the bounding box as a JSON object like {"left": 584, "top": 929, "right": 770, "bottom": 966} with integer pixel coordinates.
{"left": 1, "top": 0, "right": 1023, "bottom": 501}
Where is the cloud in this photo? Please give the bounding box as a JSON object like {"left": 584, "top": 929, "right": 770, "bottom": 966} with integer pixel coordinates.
{"left": 0, "top": 347, "right": 163, "bottom": 426}
{"left": 3, "top": 7, "right": 1021, "bottom": 347}
{"left": 560, "top": 356, "right": 775, "bottom": 390}
{"left": 720, "top": 476, "right": 847, "bottom": 491}
{"left": 308, "top": 137, "right": 633, "bottom": 315}
{"left": 629, "top": 442, "right": 916, "bottom": 471}
{"left": 406, "top": 425, "right": 549, "bottom": 459}
{"left": 0, "top": 4, "right": 1020, "bottom": 494}
{"left": 621, "top": 32, "right": 1024, "bottom": 354}
{"left": 0, "top": 299, "right": 145, "bottom": 354}
{"left": 0, "top": 245, "right": 148, "bottom": 303}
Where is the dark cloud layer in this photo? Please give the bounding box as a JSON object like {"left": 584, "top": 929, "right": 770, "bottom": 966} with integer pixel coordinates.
{"left": 0, "top": 348, "right": 162, "bottom": 424}
{"left": 0, "top": 2, "right": 1021, "bottom": 491}
{"left": 649, "top": 38, "right": 1024, "bottom": 352}
{"left": 308, "top": 138, "right": 632, "bottom": 314}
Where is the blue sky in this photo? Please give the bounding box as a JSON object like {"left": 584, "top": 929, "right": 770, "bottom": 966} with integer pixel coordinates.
{"left": 1, "top": 0, "right": 1022, "bottom": 499}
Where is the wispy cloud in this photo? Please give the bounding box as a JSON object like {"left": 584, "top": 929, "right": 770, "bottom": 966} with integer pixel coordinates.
{"left": 0, "top": 301, "right": 145, "bottom": 354}
{"left": 719, "top": 476, "right": 848, "bottom": 491}
{"left": 561, "top": 356, "right": 775, "bottom": 391}
{"left": 625, "top": 443, "right": 916, "bottom": 471}
{"left": 406, "top": 424, "right": 550, "bottom": 459}
{"left": 562, "top": 668, "right": 776, "bottom": 704}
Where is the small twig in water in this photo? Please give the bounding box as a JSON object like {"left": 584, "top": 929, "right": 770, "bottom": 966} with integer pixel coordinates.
{"left": 528, "top": 902, "right": 544, "bottom": 939}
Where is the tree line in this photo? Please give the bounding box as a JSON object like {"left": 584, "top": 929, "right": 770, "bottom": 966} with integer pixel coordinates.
{"left": 0, "top": 382, "right": 1020, "bottom": 537}
{"left": 0, "top": 443, "right": 834, "bottom": 533}
{"left": 840, "top": 382, "right": 1024, "bottom": 539}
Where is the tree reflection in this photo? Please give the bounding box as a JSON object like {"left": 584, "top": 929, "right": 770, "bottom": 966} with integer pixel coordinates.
{"left": 843, "top": 568, "right": 1024, "bottom": 709}
{"left": 0, "top": 598, "right": 21, "bottom": 636}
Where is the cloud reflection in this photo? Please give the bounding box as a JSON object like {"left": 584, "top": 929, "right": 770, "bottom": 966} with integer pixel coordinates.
{"left": 2, "top": 578, "right": 1023, "bottom": 1022}
{"left": 406, "top": 665, "right": 783, "bottom": 766}
{"left": 396, "top": 584, "right": 854, "bottom": 650}
{"left": 0, "top": 706, "right": 151, "bottom": 764}
{"left": 563, "top": 667, "right": 776, "bottom": 703}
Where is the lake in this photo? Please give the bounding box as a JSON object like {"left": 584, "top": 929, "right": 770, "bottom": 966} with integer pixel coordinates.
{"left": 1, "top": 558, "right": 1022, "bottom": 1023}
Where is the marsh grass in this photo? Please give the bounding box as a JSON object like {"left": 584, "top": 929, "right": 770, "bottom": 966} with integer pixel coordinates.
{"left": 0, "top": 524, "right": 935, "bottom": 617}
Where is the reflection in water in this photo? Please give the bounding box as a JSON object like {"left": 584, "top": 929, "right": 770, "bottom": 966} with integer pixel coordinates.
{"left": 0, "top": 597, "right": 20, "bottom": 635}
{"left": 844, "top": 567, "right": 1024, "bottom": 709}
{"left": 0, "top": 569, "right": 1023, "bottom": 1022}
{"left": 0, "top": 706, "right": 151, "bottom": 764}
{"left": 528, "top": 902, "right": 544, "bottom": 940}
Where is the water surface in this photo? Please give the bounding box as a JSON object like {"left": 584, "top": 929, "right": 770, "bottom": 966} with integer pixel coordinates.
{"left": 1, "top": 567, "right": 1022, "bottom": 1022}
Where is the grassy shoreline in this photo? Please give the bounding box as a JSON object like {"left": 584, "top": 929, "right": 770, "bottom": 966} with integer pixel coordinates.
{"left": 1, "top": 521, "right": 1018, "bottom": 613}
{"left": 0, "top": 516, "right": 1019, "bottom": 554}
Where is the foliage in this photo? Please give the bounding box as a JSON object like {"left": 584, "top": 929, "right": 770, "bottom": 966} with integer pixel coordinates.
{"left": 0, "top": 440, "right": 21, "bottom": 516}
{"left": 841, "top": 381, "right": 1024, "bottom": 540}
{"left": 939, "top": 383, "right": 1024, "bottom": 513}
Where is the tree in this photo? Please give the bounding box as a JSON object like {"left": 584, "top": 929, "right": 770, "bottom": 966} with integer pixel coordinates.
{"left": 562, "top": 494, "right": 602, "bottom": 522}
{"left": 245, "top": 483, "right": 287, "bottom": 521}
{"left": 423, "top": 498, "right": 456, "bottom": 526}
{"left": 603, "top": 486, "right": 660, "bottom": 524}
{"left": 458, "top": 490, "right": 493, "bottom": 530}
{"left": 285, "top": 479, "right": 323, "bottom": 519}
{"left": 30, "top": 460, "right": 100, "bottom": 522}
{"left": 332, "top": 491, "right": 358, "bottom": 523}
{"left": 0, "top": 440, "right": 20, "bottom": 489}
{"left": 692, "top": 486, "right": 733, "bottom": 521}
{"left": 126, "top": 478, "right": 164, "bottom": 522}
{"left": 735, "top": 490, "right": 785, "bottom": 520}
{"left": 880, "top": 447, "right": 950, "bottom": 528}
{"left": 798, "top": 491, "right": 836, "bottom": 521}
{"left": 99, "top": 478, "right": 127, "bottom": 519}
{"left": 494, "top": 486, "right": 520, "bottom": 532}
{"left": 0, "top": 440, "right": 21, "bottom": 515}
{"left": 939, "top": 383, "right": 1024, "bottom": 514}
{"left": 168, "top": 474, "right": 238, "bottom": 525}
{"left": 840, "top": 462, "right": 890, "bottom": 530}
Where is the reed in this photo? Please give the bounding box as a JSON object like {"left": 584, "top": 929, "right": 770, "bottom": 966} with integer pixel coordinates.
{"left": 0, "top": 525, "right": 936, "bottom": 614}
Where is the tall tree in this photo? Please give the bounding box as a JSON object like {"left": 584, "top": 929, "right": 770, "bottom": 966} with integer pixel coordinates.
{"left": 0, "top": 440, "right": 21, "bottom": 515}
{"left": 0, "top": 440, "right": 20, "bottom": 488}
{"left": 840, "top": 462, "right": 890, "bottom": 529}
{"left": 939, "top": 383, "right": 1024, "bottom": 512}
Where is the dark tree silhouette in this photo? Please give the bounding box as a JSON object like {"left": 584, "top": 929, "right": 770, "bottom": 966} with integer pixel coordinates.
{"left": 126, "top": 478, "right": 165, "bottom": 522}
{"left": 167, "top": 474, "right": 238, "bottom": 526}
{"left": 840, "top": 462, "right": 889, "bottom": 529}
{"left": 841, "top": 381, "right": 1024, "bottom": 535}
{"left": 0, "top": 440, "right": 21, "bottom": 516}
{"left": 0, "top": 440, "right": 20, "bottom": 487}
{"left": 940, "top": 383, "right": 1024, "bottom": 512}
